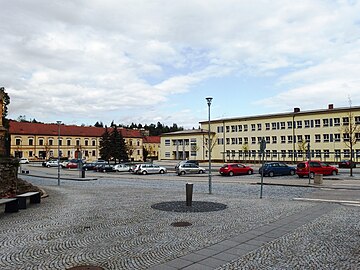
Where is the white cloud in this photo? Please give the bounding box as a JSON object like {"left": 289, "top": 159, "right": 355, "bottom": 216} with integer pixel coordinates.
{"left": 1, "top": 0, "right": 360, "bottom": 127}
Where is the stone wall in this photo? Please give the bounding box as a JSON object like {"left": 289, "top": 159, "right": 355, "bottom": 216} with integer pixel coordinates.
{"left": 0, "top": 158, "right": 19, "bottom": 196}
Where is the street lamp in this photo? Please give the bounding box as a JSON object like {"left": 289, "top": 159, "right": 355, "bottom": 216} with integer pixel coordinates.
{"left": 57, "top": 121, "right": 61, "bottom": 186}
{"left": 206, "top": 97, "right": 213, "bottom": 194}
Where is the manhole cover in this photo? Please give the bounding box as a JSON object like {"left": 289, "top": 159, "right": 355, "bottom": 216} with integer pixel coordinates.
{"left": 151, "top": 201, "right": 227, "bottom": 212}
{"left": 171, "top": 221, "right": 192, "bottom": 227}
{"left": 67, "top": 266, "right": 104, "bottom": 270}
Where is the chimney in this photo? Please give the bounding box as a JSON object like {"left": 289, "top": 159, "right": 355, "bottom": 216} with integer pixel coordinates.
{"left": 328, "top": 104, "right": 334, "bottom": 110}
{"left": 293, "top": 107, "right": 300, "bottom": 113}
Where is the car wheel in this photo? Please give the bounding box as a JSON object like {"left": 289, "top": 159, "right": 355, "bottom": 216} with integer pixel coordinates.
{"left": 180, "top": 171, "right": 186, "bottom": 175}
{"left": 142, "top": 171, "right": 147, "bottom": 175}
{"left": 248, "top": 170, "right": 253, "bottom": 175}
{"left": 310, "top": 172, "right": 315, "bottom": 179}
{"left": 332, "top": 170, "right": 337, "bottom": 176}
{"left": 229, "top": 171, "right": 234, "bottom": 176}
{"left": 290, "top": 170, "right": 295, "bottom": 175}
{"left": 159, "top": 170, "right": 165, "bottom": 174}
{"left": 47, "top": 165, "right": 50, "bottom": 168}
{"left": 84, "top": 168, "right": 88, "bottom": 171}
{"left": 199, "top": 170, "right": 204, "bottom": 174}
{"left": 269, "top": 171, "right": 274, "bottom": 177}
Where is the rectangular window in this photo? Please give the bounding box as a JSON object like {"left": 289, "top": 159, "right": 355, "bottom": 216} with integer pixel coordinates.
{"left": 281, "top": 150, "right": 286, "bottom": 157}
{"left": 323, "top": 134, "right": 330, "bottom": 142}
{"left": 226, "top": 138, "right": 230, "bottom": 145}
{"left": 243, "top": 125, "right": 248, "bottom": 132}
{"left": 315, "top": 134, "right": 321, "bottom": 143}
{"left": 231, "top": 138, "right": 237, "bottom": 144}
{"left": 334, "top": 118, "right": 340, "bottom": 126}
{"left": 67, "top": 140, "right": 71, "bottom": 146}
{"left": 334, "top": 133, "right": 341, "bottom": 142}
{"left": 344, "top": 149, "right": 350, "bottom": 158}
{"left": 76, "top": 140, "right": 80, "bottom": 146}
{"left": 251, "top": 124, "right": 256, "bottom": 131}
{"left": 16, "top": 138, "right": 21, "bottom": 145}
{"left": 305, "top": 135, "right": 310, "bottom": 142}
{"left": 355, "top": 116, "right": 360, "bottom": 124}
{"left": 265, "top": 136, "right": 270, "bottom": 144}
{"left": 244, "top": 137, "right": 248, "bottom": 144}
{"left": 92, "top": 150, "right": 96, "bottom": 156}
{"left": 343, "top": 133, "right": 350, "bottom": 142}
{"left": 238, "top": 137, "right": 243, "bottom": 144}
{"left": 287, "top": 121, "right": 292, "bottom": 129}
{"left": 287, "top": 135, "right": 293, "bottom": 143}
{"left": 304, "top": 120, "right": 310, "bottom": 128}
{"left": 29, "top": 151, "right": 33, "bottom": 157}
{"left": 324, "top": 150, "right": 330, "bottom": 158}
{"left": 280, "top": 122, "right": 285, "bottom": 130}
{"left": 272, "top": 136, "right": 277, "bottom": 144}
{"left": 85, "top": 140, "right": 89, "bottom": 146}
{"left": 92, "top": 140, "right": 96, "bottom": 146}
{"left": 29, "top": 138, "right": 33, "bottom": 146}
{"left": 296, "top": 120, "right": 302, "bottom": 129}
{"left": 49, "top": 139, "right": 53, "bottom": 146}
{"left": 165, "top": 152, "right": 170, "bottom": 158}
{"left": 272, "top": 150, "right": 277, "bottom": 157}
{"left": 288, "top": 150, "right": 293, "bottom": 157}
{"left": 226, "top": 126, "right": 230, "bottom": 133}
{"left": 59, "top": 139, "right": 62, "bottom": 146}
{"left": 281, "top": 136, "right": 286, "bottom": 144}
{"left": 315, "top": 119, "right": 320, "bottom": 127}
{"left": 251, "top": 137, "right": 256, "bottom": 144}
{"left": 343, "top": 117, "right": 349, "bottom": 126}
{"left": 315, "top": 150, "right": 321, "bottom": 158}
{"left": 272, "top": 122, "right": 277, "bottom": 130}
{"left": 297, "top": 135, "right": 302, "bottom": 142}
{"left": 231, "top": 125, "right": 237, "bottom": 132}
{"left": 257, "top": 137, "right": 262, "bottom": 144}
{"left": 265, "top": 123, "right": 270, "bottom": 130}
{"left": 257, "top": 123, "right": 262, "bottom": 131}
{"left": 191, "top": 151, "right": 196, "bottom": 156}
{"left": 39, "top": 139, "right": 44, "bottom": 146}
{"left": 323, "top": 119, "right": 329, "bottom": 127}
{"left": 165, "top": 139, "right": 170, "bottom": 146}
{"left": 335, "top": 149, "right": 341, "bottom": 158}
{"left": 238, "top": 125, "right": 242, "bottom": 132}
{"left": 217, "top": 126, "right": 224, "bottom": 133}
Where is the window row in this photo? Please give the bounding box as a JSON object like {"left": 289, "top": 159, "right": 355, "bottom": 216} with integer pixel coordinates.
{"left": 218, "top": 133, "right": 360, "bottom": 145}
{"left": 219, "top": 116, "right": 360, "bottom": 133}
{"left": 15, "top": 138, "right": 98, "bottom": 147}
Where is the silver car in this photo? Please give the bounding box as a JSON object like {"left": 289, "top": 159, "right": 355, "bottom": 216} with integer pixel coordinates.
{"left": 137, "top": 164, "right": 167, "bottom": 175}
{"left": 45, "top": 160, "right": 59, "bottom": 167}
{"left": 176, "top": 163, "right": 206, "bottom": 175}
{"left": 114, "top": 164, "right": 130, "bottom": 172}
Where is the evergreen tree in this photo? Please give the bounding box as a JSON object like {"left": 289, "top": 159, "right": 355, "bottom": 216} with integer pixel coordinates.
{"left": 99, "top": 126, "right": 112, "bottom": 161}
{"left": 94, "top": 121, "right": 104, "bottom": 127}
{"left": 110, "top": 127, "right": 128, "bottom": 163}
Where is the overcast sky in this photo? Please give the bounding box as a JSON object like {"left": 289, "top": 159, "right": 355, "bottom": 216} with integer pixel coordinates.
{"left": 1, "top": 0, "right": 360, "bottom": 128}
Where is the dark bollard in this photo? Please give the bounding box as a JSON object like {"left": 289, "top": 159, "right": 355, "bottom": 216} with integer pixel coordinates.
{"left": 186, "top": 183, "right": 193, "bottom": 207}
{"left": 81, "top": 169, "right": 86, "bottom": 178}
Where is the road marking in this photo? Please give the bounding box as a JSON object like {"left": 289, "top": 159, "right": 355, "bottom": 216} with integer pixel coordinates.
{"left": 293, "top": 198, "right": 360, "bottom": 205}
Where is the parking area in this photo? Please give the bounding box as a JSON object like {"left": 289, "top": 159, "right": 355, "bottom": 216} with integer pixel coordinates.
{"left": 0, "top": 163, "right": 358, "bottom": 269}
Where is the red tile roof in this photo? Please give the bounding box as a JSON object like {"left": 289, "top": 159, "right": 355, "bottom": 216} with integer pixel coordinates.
{"left": 9, "top": 121, "right": 143, "bottom": 138}
{"left": 143, "top": 136, "right": 161, "bottom": 143}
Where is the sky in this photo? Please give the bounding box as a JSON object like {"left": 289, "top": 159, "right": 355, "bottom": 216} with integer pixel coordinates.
{"left": 1, "top": 0, "right": 360, "bottom": 129}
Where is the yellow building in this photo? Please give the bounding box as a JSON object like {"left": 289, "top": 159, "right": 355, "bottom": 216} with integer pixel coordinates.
{"left": 160, "top": 129, "right": 215, "bottom": 161}
{"left": 9, "top": 121, "right": 144, "bottom": 162}
{"left": 143, "top": 136, "right": 161, "bottom": 160}
{"left": 162, "top": 105, "right": 360, "bottom": 163}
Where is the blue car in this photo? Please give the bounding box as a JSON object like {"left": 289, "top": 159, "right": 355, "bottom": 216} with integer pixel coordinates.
{"left": 259, "top": 162, "right": 296, "bottom": 177}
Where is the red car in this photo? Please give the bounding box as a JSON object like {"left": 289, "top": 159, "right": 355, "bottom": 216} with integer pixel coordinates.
{"left": 219, "top": 163, "right": 253, "bottom": 176}
{"left": 296, "top": 161, "right": 338, "bottom": 178}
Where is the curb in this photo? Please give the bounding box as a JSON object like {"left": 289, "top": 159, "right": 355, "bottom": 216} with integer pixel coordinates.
{"left": 21, "top": 173, "right": 98, "bottom": 182}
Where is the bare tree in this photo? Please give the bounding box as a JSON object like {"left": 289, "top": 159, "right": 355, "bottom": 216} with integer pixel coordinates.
{"left": 342, "top": 98, "right": 360, "bottom": 176}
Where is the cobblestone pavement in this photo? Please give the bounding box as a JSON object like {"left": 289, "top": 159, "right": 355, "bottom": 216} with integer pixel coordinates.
{"left": 0, "top": 174, "right": 359, "bottom": 270}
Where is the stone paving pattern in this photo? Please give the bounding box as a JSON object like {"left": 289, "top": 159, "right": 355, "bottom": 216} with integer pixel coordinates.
{"left": 0, "top": 173, "right": 359, "bottom": 269}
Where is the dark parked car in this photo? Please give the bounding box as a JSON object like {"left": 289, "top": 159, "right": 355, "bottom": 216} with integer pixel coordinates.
{"left": 219, "top": 163, "right": 253, "bottom": 176}
{"left": 259, "top": 162, "right": 296, "bottom": 177}
{"left": 83, "top": 163, "right": 96, "bottom": 171}
{"left": 97, "top": 164, "right": 115, "bottom": 173}
{"left": 296, "top": 161, "right": 338, "bottom": 178}
{"left": 338, "top": 160, "right": 356, "bottom": 168}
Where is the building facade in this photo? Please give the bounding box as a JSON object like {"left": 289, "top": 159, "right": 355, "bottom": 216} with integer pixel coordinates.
{"left": 143, "top": 136, "right": 161, "bottom": 160}
{"left": 9, "top": 121, "right": 144, "bottom": 162}
{"left": 161, "top": 105, "right": 360, "bottom": 163}
{"left": 160, "top": 129, "right": 215, "bottom": 161}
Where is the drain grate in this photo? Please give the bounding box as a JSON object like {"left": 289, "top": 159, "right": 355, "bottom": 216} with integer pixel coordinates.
{"left": 67, "top": 266, "right": 104, "bottom": 270}
{"left": 171, "top": 221, "right": 192, "bottom": 227}
{"left": 151, "top": 201, "right": 227, "bottom": 212}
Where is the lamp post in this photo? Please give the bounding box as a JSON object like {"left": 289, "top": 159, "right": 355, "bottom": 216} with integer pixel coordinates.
{"left": 57, "top": 121, "right": 61, "bottom": 186}
{"left": 206, "top": 97, "right": 213, "bottom": 194}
